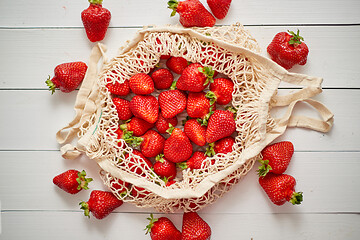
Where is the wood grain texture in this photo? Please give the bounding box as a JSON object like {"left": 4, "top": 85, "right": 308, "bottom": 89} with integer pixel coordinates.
{"left": 1, "top": 212, "right": 359, "bottom": 239}
{"left": 0, "top": 26, "right": 359, "bottom": 89}
{"left": 0, "top": 0, "right": 359, "bottom": 27}
{"left": 0, "top": 89, "right": 355, "bottom": 151}
{"left": 0, "top": 151, "right": 359, "bottom": 213}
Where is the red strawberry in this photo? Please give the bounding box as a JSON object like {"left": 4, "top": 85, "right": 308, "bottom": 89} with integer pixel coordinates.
{"left": 152, "top": 69, "right": 174, "bottom": 90}
{"left": 140, "top": 130, "right": 166, "bottom": 158}
{"left": 129, "top": 73, "right": 155, "bottom": 95}
{"left": 166, "top": 56, "right": 188, "bottom": 74}
{"left": 206, "top": 136, "right": 235, "bottom": 156}
{"left": 125, "top": 149, "right": 152, "bottom": 176}
{"left": 206, "top": 78, "right": 234, "bottom": 105}
{"left": 53, "top": 169, "right": 92, "bottom": 194}
{"left": 257, "top": 141, "right": 294, "bottom": 177}
{"left": 79, "top": 190, "right": 123, "bottom": 219}
{"left": 46, "top": 61, "right": 87, "bottom": 94}
{"left": 182, "top": 212, "right": 211, "bottom": 240}
{"left": 185, "top": 151, "right": 207, "bottom": 170}
{"left": 168, "top": 0, "right": 216, "bottom": 28}
{"left": 145, "top": 214, "right": 182, "bottom": 240}
{"left": 187, "top": 91, "right": 215, "bottom": 119}
{"left": 106, "top": 79, "right": 131, "bottom": 96}
{"left": 81, "top": 0, "right": 111, "bottom": 42}
{"left": 267, "top": 30, "right": 309, "bottom": 69}
{"left": 164, "top": 127, "right": 193, "bottom": 163}
{"left": 206, "top": 110, "right": 236, "bottom": 143}
{"left": 120, "top": 117, "right": 154, "bottom": 137}
{"left": 207, "top": 0, "right": 232, "bottom": 19}
{"left": 158, "top": 90, "right": 187, "bottom": 118}
{"left": 131, "top": 186, "right": 151, "bottom": 198}
{"left": 156, "top": 114, "right": 178, "bottom": 134}
{"left": 184, "top": 118, "right": 206, "bottom": 146}
{"left": 129, "top": 95, "right": 159, "bottom": 123}
{"left": 153, "top": 154, "right": 177, "bottom": 181}
{"left": 109, "top": 178, "right": 129, "bottom": 197}
{"left": 112, "top": 98, "right": 133, "bottom": 120}
{"left": 259, "top": 173, "right": 303, "bottom": 206}
{"left": 176, "top": 63, "right": 214, "bottom": 92}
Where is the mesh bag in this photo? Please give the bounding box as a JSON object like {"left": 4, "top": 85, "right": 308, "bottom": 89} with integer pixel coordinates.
{"left": 56, "top": 24, "right": 334, "bottom": 212}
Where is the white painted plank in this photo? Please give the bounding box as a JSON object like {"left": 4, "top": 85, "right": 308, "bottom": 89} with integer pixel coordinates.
{"left": 1, "top": 211, "right": 359, "bottom": 239}
{"left": 0, "top": 0, "right": 359, "bottom": 27}
{"left": 0, "top": 26, "right": 359, "bottom": 89}
{"left": 0, "top": 151, "right": 359, "bottom": 214}
{"left": 0, "top": 89, "right": 356, "bottom": 151}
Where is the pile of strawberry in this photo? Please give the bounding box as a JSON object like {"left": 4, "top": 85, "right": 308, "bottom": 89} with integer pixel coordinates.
{"left": 109, "top": 55, "right": 237, "bottom": 186}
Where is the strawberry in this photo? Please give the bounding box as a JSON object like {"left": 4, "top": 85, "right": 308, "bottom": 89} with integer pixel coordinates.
{"left": 125, "top": 149, "right": 152, "bottom": 176}
{"left": 112, "top": 98, "right": 133, "bottom": 120}
{"left": 166, "top": 56, "right": 188, "bottom": 74}
{"left": 168, "top": 0, "right": 216, "bottom": 28}
{"left": 109, "top": 178, "right": 129, "bottom": 197}
{"left": 131, "top": 186, "right": 151, "bottom": 198}
{"left": 120, "top": 117, "right": 154, "bottom": 137}
{"left": 207, "top": 0, "right": 232, "bottom": 19}
{"left": 153, "top": 154, "right": 177, "bottom": 181}
{"left": 81, "top": 0, "right": 111, "bottom": 42}
{"left": 206, "top": 110, "right": 236, "bottom": 143}
{"left": 129, "top": 73, "right": 155, "bottom": 95}
{"left": 129, "top": 95, "right": 159, "bottom": 123}
{"left": 164, "top": 127, "right": 193, "bottom": 163}
{"left": 106, "top": 79, "right": 131, "bottom": 96}
{"left": 206, "top": 136, "right": 235, "bottom": 156}
{"left": 152, "top": 69, "right": 174, "bottom": 90}
{"left": 140, "top": 130, "right": 166, "bottom": 158}
{"left": 182, "top": 212, "right": 211, "bottom": 240}
{"left": 257, "top": 141, "right": 294, "bottom": 177}
{"left": 145, "top": 214, "right": 182, "bottom": 240}
{"left": 46, "top": 61, "right": 87, "bottom": 94}
{"left": 176, "top": 63, "right": 214, "bottom": 92}
{"left": 184, "top": 118, "right": 206, "bottom": 146}
{"left": 259, "top": 173, "right": 303, "bottom": 206}
{"left": 187, "top": 91, "right": 215, "bottom": 119}
{"left": 156, "top": 114, "right": 178, "bottom": 134}
{"left": 79, "top": 190, "right": 123, "bottom": 219}
{"left": 53, "top": 169, "right": 92, "bottom": 194}
{"left": 267, "top": 30, "right": 309, "bottom": 69}
{"left": 185, "top": 151, "right": 207, "bottom": 170}
{"left": 206, "top": 77, "right": 234, "bottom": 105}
{"left": 158, "top": 90, "right": 187, "bottom": 118}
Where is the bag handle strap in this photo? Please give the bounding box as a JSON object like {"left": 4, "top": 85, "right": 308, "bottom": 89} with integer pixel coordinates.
{"left": 56, "top": 43, "right": 107, "bottom": 159}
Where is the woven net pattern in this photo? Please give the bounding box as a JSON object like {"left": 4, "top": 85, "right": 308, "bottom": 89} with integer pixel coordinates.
{"left": 78, "top": 24, "right": 277, "bottom": 212}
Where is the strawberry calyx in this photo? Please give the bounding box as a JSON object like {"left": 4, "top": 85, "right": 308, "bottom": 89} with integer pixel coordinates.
{"left": 176, "top": 161, "right": 188, "bottom": 170}
{"left": 145, "top": 213, "right": 158, "bottom": 234}
{"left": 288, "top": 29, "right": 304, "bottom": 46}
{"left": 79, "top": 201, "right": 90, "bottom": 218}
{"left": 289, "top": 191, "right": 303, "bottom": 205}
{"left": 45, "top": 76, "right": 57, "bottom": 95}
{"left": 257, "top": 160, "right": 272, "bottom": 177}
{"left": 225, "top": 106, "right": 237, "bottom": 119}
{"left": 76, "top": 170, "right": 93, "bottom": 190}
{"left": 198, "top": 66, "right": 215, "bottom": 86}
{"left": 168, "top": 0, "right": 179, "bottom": 17}
{"left": 170, "top": 80, "right": 177, "bottom": 90}
{"left": 118, "top": 129, "right": 143, "bottom": 147}
{"left": 205, "top": 91, "right": 217, "bottom": 106}
{"left": 205, "top": 142, "right": 216, "bottom": 157}
{"left": 88, "top": 0, "right": 103, "bottom": 5}
{"left": 155, "top": 154, "right": 165, "bottom": 163}
{"left": 166, "top": 123, "right": 175, "bottom": 135}
{"left": 197, "top": 110, "right": 214, "bottom": 126}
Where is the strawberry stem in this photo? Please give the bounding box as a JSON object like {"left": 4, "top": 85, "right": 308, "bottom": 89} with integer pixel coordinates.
{"left": 256, "top": 160, "right": 272, "bottom": 177}
{"left": 76, "top": 170, "right": 93, "bottom": 190}
{"left": 289, "top": 191, "right": 303, "bottom": 205}
{"left": 167, "top": 0, "right": 179, "bottom": 17}
{"left": 145, "top": 213, "right": 158, "bottom": 235}
{"left": 79, "top": 201, "right": 90, "bottom": 218}
{"left": 205, "top": 143, "right": 216, "bottom": 157}
{"left": 88, "top": 0, "right": 103, "bottom": 5}
{"left": 166, "top": 123, "right": 175, "bottom": 135}
{"left": 45, "top": 76, "right": 57, "bottom": 95}
{"left": 288, "top": 29, "right": 304, "bottom": 46}
{"left": 170, "top": 80, "right": 177, "bottom": 90}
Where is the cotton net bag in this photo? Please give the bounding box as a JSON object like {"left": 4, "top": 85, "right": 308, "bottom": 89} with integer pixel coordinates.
{"left": 56, "top": 23, "right": 334, "bottom": 213}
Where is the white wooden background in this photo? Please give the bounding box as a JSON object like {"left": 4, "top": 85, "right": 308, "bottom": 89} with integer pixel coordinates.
{"left": 0, "top": 0, "right": 359, "bottom": 239}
